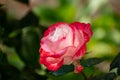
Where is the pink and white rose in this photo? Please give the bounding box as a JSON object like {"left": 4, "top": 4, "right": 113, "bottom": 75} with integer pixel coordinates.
{"left": 39, "top": 22, "right": 92, "bottom": 73}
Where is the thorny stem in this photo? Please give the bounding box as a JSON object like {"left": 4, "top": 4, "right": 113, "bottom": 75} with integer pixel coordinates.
{"left": 81, "top": 71, "right": 88, "bottom": 80}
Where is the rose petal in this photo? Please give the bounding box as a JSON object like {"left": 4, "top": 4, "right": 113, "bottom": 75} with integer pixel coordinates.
{"left": 71, "top": 22, "right": 93, "bottom": 42}
{"left": 40, "top": 48, "right": 67, "bottom": 58}
{"left": 40, "top": 57, "right": 64, "bottom": 71}
{"left": 41, "top": 22, "right": 74, "bottom": 53}
{"left": 73, "top": 44, "right": 86, "bottom": 60}
{"left": 47, "top": 62, "right": 63, "bottom": 71}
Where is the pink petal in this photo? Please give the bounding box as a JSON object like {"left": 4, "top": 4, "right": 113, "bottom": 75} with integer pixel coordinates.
{"left": 40, "top": 57, "right": 64, "bottom": 71}
{"left": 69, "top": 24, "right": 84, "bottom": 47}
{"left": 41, "top": 22, "right": 74, "bottom": 54}
{"left": 47, "top": 59, "right": 63, "bottom": 71}
{"left": 44, "top": 22, "right": 67, "bottom": 37}
{"left": 62, "top": 46, "right": 76, "bottom": 65}
{"left": 40, "top": 48, "right": 66, "bottom": 58}
{"left": 71, "top": 22, "right": 93, "bottom": 42}
{"left": 73, "top": 44, "right": 86, "bottom": 60}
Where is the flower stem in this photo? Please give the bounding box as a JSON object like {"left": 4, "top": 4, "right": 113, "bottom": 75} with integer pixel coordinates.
{"left": 81, "top": 71, "right": 88, "bottom": 80}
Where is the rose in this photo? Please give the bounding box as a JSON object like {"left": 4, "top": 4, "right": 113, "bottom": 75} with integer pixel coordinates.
{"left": 39, "top": 22, "right": 92, "bottom": 73}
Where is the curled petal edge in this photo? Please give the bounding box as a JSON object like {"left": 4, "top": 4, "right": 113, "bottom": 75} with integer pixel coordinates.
{"left": 70, "top": 22, "right": 93, "bottom": 42}
{"left": 40, "top": 57, "right": 64, "bottom": 71}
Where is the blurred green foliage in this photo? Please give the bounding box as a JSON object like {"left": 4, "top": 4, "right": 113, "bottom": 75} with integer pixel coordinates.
{"left": 0, "top": 0, "right": 120, "bottom": 80}
{"left": 33, "top": 0, "right": 76, "bottom": 26}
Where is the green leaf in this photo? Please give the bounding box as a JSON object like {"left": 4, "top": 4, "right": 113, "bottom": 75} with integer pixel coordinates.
{"left": 0, "top": 44, "right": 25, "bottom": 71}
{"left": 8, "top": 29, "right": 21, "bottom": 38}
{"left": 81, "top": 58, "right": 104, "bottom": 67}
{"left": 110, "top": 53, "right": 120, "bottom": 71}
{"left": 21, "top": 27, "right": 41, "bottom": 66}
{"left": 51, "top": 65, "right": 74, "bottom": 76}
{"left": 83, "top": 66, "right": 94, "bottom": 77}
{"left": 90, "top": 72, "right": 116, "bottom": 80}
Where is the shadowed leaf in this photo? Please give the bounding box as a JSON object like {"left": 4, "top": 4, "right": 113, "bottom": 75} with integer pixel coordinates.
{"left": 81, "top": 58, "right": 104, "bottom": 67}
{"left": 51, "top": 65, "right": 74, "bottom": 76}
{"left": 110, "top": 53, "right": 120, "bottom": 71}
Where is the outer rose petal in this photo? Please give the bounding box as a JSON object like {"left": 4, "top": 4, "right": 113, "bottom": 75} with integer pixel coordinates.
{"left": 71, "top": 22, "right": 93, "bottom": 42}
{"left": 62, "top": 46, "right": 76, "bottom": 65}
{"left": 44, "top": 22, "right": 67, "bottom": 37}
{"left": 40, "top": 56, "right": 64, "bottom": 71}
{"left": 73, "top": 44, "right": 86, "bottom": 60}
{"left": 69, "top": 24, "right": 84, "bottom": 47}
{"left": 47, "top": 59, "right": 64, "bottom": 71}
{"left": 60, "top": 24, "right": 85, "bottom": 65}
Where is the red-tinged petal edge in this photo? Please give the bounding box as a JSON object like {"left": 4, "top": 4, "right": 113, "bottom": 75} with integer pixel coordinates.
{"left": 40, "top": 56, "right": 64, "bottom": 71}
{"left": 71, "top": 22, "right": 93, "bottom": 42}
{"left": 40, "top": 56, "right": 48, "bottom": 66}
{"left": 39, "top": 48, "right": 50, "bottom": 57}
{"left": 40, "top": 48, "right": 64, "bottom": 71}
{"left": 83, "top": 23, "right": 93, "bottom": 42}
{"left": 47, "top": 59, "right": 64, "bottom": 71}
{"left": 73, "top": 44, "right": 86, "bottom": 60}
